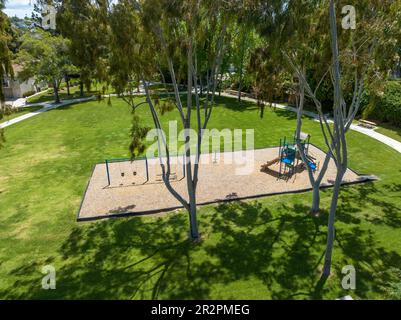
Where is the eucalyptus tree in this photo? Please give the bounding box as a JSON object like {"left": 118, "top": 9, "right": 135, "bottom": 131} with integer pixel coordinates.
{"left": 280, "top": 0, "right": 332, "bottom": 215}
{"left": 251, "top": 0, "right": 399, "bottom": 217}
{"left": 107, "top": 0, "right": 231, "bottom": 240}
{"left": 57, "top": 0, "right": 110, "bottom": 96}
{"left": 0, "top": 0, "right": 12, "bottom": 105}
{"left": 249, "top": 0, "right": 331, "bottom": 210}
{"left": 245, "top": 0, "right": 296, "bottom": 114}
{"left": 230, "top": 22, "right": 259, "bottom": 103}
{"left": 16, "top": 29, "right": 73, "bottom": 104}
{"left": 286, "top": 0, "right": 400, "bottom": 277}
{"left": 0, "top": 0, "right": 14, "bottom": 148}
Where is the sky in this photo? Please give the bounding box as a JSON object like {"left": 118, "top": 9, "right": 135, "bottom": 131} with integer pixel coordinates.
{"left": 4, "top": 0, "right": 34, "bottom": 18}
{"left": 3, "top": 0, "right": 120, "bottom": 18}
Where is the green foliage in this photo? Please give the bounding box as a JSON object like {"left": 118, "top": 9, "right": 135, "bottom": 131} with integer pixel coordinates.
{"left": 0, "top": 104, "right": 12, "bottom": 149}
{"left": 16, "top": 29, "right": 74, "bottom": 102}
{"left": 249, "top": 46, "right": 290, "bottom": 111}
{"left": 248, "top": 0, "right": 330, "bottom": 114}
{"left": 129, "top": 113, "right": 151, "bottom": 158}
{"left": 154, "top": 96, "right": 175, "bottom": 116}
{"left": 0, "top": 2, "right": 13, "bottom": 105}
{"left": 57, "top": 0, "right": 112, "bottom": 88}
{"left": 22, "top": 90, "right": 37, "bottom": 98}
{"left": 363, "top": 81, "right": 401, "bottom": 127}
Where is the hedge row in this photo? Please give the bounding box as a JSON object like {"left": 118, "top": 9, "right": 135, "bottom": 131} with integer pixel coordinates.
{"left": 362, "top": 81, "right": 401, "bottom": 127}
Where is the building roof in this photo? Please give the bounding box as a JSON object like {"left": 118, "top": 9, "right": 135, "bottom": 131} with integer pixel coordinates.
{"left": 12, "top": 64, "right": 24, "bottom": 75}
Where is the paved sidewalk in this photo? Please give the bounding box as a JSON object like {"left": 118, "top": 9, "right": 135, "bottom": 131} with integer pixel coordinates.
{"left": 349, "top": 124, "right": 401, "bottom": 153}
{"left": 5, "top": 98, "right": 27, "bottom": 108}
{"left": 0, "top": 97, "right": 95, "bottom": 129}
{"left": 2, "top": 90, "right": 401, "bottom": 154}
{"left": 221, "top": 92, "right": 401, "bottom": 154}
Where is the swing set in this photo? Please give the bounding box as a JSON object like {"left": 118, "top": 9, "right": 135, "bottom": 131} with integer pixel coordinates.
{"left": 105, "top": 155, "right": 186, "bottom": 187}
{"left": 105, "top": 157, "right": 149, "bottom": 187}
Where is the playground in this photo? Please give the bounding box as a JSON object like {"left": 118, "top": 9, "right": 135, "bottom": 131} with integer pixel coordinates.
{"left": 2, "top": 96, "right": 401, "bottom": 300}
{"left": 78, "top": 144, "right": 370, "bottom": 221}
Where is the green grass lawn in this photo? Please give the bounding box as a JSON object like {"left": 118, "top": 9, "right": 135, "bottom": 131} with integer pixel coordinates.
{"left": 0, "top": 95, "right": 400, "bottom": 299}
{"left": 376, "top": 124, "right": 401, "bottom": 143}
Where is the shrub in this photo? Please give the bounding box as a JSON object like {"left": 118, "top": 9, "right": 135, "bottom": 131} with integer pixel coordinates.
{"left": 22, "top": 90, "right": 37, "bottom": 98}
{"left": 362, "top": 81, "right": 401, "bottom": 127}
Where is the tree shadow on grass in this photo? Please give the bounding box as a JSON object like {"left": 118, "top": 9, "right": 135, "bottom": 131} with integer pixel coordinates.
{"left": 1, "top": 197, "right": 400, "bottom": 300}
{"left": 335, "top": 225, "right": 401, "bottom": 299}
{"left": 272, "top": 108, "right": 298, "bottom": 121}
{"left": 337, "top": 182, "right": 401, "bottom": 228}
{"left": 213, "top": 96, "right": 260, "bottom": 113}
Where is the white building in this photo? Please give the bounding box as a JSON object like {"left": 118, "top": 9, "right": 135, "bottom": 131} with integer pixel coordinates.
{"left": 3, "top": 65, "right": 38, "bottom": 100}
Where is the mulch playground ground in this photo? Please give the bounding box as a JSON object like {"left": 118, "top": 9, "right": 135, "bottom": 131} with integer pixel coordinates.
{"left": 78, "top": 145, "right": 374, "bottom": 221}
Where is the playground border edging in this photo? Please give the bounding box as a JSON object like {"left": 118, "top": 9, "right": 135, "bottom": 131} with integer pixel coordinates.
{"left": 76, "top": 175, "right": 377, "bottom": 222}
{"left": 76, "top": 145, "right": 378, "bottom": 222}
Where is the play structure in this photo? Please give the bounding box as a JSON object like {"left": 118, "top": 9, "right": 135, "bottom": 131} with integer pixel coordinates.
{"left": 79, "top": 146, "right": 366, "bottom": 221}
{"left": 261, "top": 132, "right": 319, "bottom": 179}
{"left": 105, "top": 156, "right": 185, "bottom": 187}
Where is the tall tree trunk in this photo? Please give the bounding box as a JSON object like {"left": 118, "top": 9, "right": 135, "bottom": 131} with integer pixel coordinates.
{"left": 53, "top": 81, "right": 60, "bottom": 104}
{"left": 237, "top": 50, "right": 244, "bottom": 102}
{"left": 237, "top": 33, "right": 247, "bottom": 103}
{"left": 185, "top": 40, "right": 200, "bottom": 241}
{"left": 66, "top": 77, "right": 70, "bottom": 96}
{"left": 294, "top": 67, "right": 333, "bottom": 215}
{"left": 79, "top": 81, "right": 84, "bottom": 97}
{"left": 237, "top": 75, "right": 243, "bottom": 103}
{"left": 199, "top": 76, "right": 203, "bottom": 96}
{"left": 157, "top": 65, "right": 167, "bottom": 92}
{"left": 188, "top": 186, "right": 199, "bottom": 239}
{"left": 185, "top": 127, "right": 200, "bottom": 241}
{"left": 322, "top": 168, "right": 345, "bottom": 277}
{"left": 311, "top": 153, "right": 331, "bottom": 214}
{"left": 311, "top": 185, "right": 321, "bottom": 214}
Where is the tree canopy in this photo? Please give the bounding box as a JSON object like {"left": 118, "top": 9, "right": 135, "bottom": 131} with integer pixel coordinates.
{"left": 16, "top": 29, "right": 73, "bottom": 103}
{"left": 0, "top": 0, "right": 14, "bottom": 148}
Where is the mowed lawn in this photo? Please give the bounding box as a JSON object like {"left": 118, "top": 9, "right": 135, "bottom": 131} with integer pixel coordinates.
{"left": 0, "top": 96, "right": 400, "bottom": 299}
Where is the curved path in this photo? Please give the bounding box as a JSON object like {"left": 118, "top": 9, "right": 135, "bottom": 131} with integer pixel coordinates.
{"left": 0, "top": 97, "right": 95, "bottom": 129}
{"left": 221, "top": 92, "right": 401, "bottom": 154}
{"left": 2, "top": 91, "right": 401, "bottom": 154}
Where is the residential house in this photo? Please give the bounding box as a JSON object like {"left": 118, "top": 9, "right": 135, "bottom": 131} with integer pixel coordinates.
{"left": 3, "top": 64, "right": 38, "bottom": 100}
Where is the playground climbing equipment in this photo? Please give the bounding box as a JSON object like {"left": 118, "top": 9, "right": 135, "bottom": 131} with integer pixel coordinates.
{"left": 261, "top": 132, "right": 319, "bottom": 179}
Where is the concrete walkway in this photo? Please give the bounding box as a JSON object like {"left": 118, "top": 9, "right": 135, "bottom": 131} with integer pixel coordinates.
{"left": 5, "top": 98, "right": 27, "bottom": 109}
{"left": 0, "top": 97, "right": 95, "bottom": 129}
{"left": 2, "top": 90, "right": 401, "bottom": 154}
{"left": 221, "top": 92, "right": 401, "bottom": 154}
